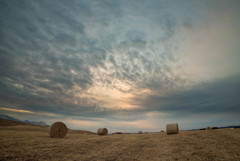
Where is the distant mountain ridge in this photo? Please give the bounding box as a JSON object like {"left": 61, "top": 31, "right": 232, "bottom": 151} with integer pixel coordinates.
{"left": 24, "top": 120, "right": 47, "bottom": 126}
{"left": 0, "top": 114, "right": 47, "bottom": 126}
{"left": 0, "top": 114, "right": 22, "bottom": 122}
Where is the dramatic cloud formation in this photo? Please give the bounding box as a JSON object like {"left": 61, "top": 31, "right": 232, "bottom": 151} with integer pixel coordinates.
{"left": 0, "top": 0, "right": 240, "bottom": 132}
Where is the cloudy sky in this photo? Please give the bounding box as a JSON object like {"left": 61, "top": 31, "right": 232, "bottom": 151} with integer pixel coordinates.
{"left": 1, "top": 0, "right": 240, "bottom": 133}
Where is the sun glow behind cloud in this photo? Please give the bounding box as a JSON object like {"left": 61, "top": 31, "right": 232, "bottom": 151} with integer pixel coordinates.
{"left": 71, "top": 64, "right": 153, "bottom": 110}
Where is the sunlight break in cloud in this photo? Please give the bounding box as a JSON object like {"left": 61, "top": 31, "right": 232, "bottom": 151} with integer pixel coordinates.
{"left": 0, "top": 107, "right": 56, "bottom": 117}
{"left": 65, "top": 119, "right": 101, "bottom": 127}
{"left": 0, "top": 107, "right": 34, "bottom": 114}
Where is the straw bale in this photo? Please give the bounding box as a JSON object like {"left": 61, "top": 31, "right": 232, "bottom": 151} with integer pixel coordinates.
{"left": 166, "top": 123, "right": 179, "bottom": 135}
{"left": 206, "top": 126, "right": 213, "bottom": 130}
{"left": 138, "top": 131, "right": 142, "bottom": 134}
{"left": 49, "top": 122, "right": 67, "bottom": 138}
{"left": 97, "top": 128, "right": 108, "bottom": 135}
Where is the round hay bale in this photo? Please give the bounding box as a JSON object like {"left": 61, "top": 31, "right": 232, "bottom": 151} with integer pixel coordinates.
{"left": 160, "top": 130, "right": 165, "bottom": 133}
{"left": 97, "top": 128, "right": 108, "bottom": 135}
{"left": 206, "top": 126, "right": 212, "bottom": 130}
{"left": 49, "top": 122, "right": 67, "bottom": 138}
{"left": 166, "top": 123, "right": 179, "bottom": 135}
{"left": 138, "top": 131, "right": 142, "bottom": 134}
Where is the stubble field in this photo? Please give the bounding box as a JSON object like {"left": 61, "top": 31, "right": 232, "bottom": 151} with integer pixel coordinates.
{"left": 0, "top": 125, "right": 240, "bottom": 161}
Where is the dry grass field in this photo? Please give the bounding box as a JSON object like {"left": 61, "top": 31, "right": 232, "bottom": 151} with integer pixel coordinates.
{"left": 1, "top": 121, "right": 240, "bottom": 161}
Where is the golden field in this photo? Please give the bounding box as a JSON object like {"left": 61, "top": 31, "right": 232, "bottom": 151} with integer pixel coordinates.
{"left": 0, "top": 121, "right": 240, "bottom": 161}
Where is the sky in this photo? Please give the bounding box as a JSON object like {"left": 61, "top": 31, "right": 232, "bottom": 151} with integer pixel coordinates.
{"left": 0, "top": 0, "right": 240, "bottom": 133}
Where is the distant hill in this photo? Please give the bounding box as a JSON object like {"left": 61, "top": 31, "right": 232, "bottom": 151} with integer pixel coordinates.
{"left": 190, "top": 125, "right": 240, "bottom": 131}
{"left": 0, "top": 115, "right": 22, "bottom": 122}
{"left": 0, "top": 114, "right": 47, "bottom": 126}
{"left": 0, "top": 118, "right": 96, "bottom": 134}
{"left": 68, "top": 129, "right": 96, "bottom": 135}
{"left": 0, "top": 118, "right": 35, "bottom": 126}
{"left": 24, "top": 120, "right": 47, "bottom": 126}
{"left": 219, "top": 126, "right": 240, "bottom": 129}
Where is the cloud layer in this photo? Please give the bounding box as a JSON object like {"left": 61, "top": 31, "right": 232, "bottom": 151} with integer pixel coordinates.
{"left": 0, "top": 0, "right": 240, "bottom": 132}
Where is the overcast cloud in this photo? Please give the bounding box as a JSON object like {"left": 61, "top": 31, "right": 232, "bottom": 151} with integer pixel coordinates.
{"left": 0, "top": 0, "right": 240, "bottom": 132}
